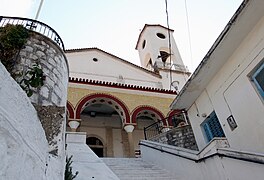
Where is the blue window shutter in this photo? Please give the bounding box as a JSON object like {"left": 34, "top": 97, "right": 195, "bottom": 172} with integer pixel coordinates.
{"left": 203, "top": 123, "right": 213, "bottom": 141}
{"left": 202, "top": 111, "right": 225, "bottom": 142}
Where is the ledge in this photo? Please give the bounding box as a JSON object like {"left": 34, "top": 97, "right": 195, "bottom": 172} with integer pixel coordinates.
{"left": 69, "top": 77, "right": 177, "bottom": 95}
{"left": 140, "top": 138, "right": 264, "bottom": 164}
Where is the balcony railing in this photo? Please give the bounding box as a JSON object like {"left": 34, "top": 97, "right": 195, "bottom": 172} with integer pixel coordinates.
{"left": 154, "top": 61, "right": 189, "bottom": 72}
{"left": 0, "top": 16, "right": 65, "bottom": 51}
{"left": 143, "top": 120, "right": 164, "bottom": 140}
{"left": 143, "top": 111, "right": 189, "bottom": 140}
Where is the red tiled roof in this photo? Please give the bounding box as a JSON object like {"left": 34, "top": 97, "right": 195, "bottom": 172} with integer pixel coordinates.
{"left": 69, "top": 77, "right": 177, "bottom": 95}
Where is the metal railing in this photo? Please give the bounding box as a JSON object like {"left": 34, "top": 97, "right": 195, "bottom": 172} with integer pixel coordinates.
{"left": 154, "top": 61, "right": 189, "bottom": 72}
{"left": 143, "top": 111, "right": 189, "bottom": 140}
{"left": 143, "top": 120, "right": 164, "bottom": 140}
{"left": 0, "top": 16, "right": 65, "bottom": 51}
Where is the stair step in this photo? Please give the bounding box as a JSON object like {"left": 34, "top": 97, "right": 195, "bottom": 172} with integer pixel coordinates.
{"left": 101, "top": 158, "right": 176, "bottom": 180}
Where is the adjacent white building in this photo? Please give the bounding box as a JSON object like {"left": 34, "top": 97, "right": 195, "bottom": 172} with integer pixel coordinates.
{"left": 170, "top": 0, "right": 264, "bottom": 153}
{"left": 140, "top": 1, "right": 264, "bottom": 180}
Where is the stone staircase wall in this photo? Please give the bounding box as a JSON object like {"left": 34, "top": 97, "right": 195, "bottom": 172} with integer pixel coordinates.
{"left": 150, "top": 125, "right": 198, "bottom": 150}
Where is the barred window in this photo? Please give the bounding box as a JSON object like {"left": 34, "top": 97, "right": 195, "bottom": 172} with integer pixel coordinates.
{"left": 201, "top": 111, "right": 225, "bottom": 142}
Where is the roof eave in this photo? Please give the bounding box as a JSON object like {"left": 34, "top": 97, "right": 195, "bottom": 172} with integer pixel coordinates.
{"left": 135, "top": 24, "right": 174, "bottom": 50}
{"left": 170, "top": 0, "right": 263, "bottom": 110}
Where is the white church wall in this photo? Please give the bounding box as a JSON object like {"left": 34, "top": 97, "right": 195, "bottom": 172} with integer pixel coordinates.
{"left": 136, "top": 25, "right": 190, "bottom": 91}
{"left": 66, "top": 50, "right": 162, "bottom": 88}
{"left": 137, "top": 26, "right": 184, "bottom": 68}
{"left": 159, "top": 70, "right": 189, "bottom": 91}
{"left": 188, "top": 16, "right": 264, "bottom": 152}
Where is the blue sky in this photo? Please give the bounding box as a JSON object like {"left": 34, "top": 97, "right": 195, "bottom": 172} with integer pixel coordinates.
{"left": 1, "top": 0, "right": 243, "bottom": 71}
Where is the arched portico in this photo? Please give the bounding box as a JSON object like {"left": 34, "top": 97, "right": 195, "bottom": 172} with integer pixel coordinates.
{"left": 131, "top": 105, "right": 166, "bottom": 126}
{"left": 167, "top": 109, "right": 188, "bottom": 127}
{"left": 74, "top": 93, "right": 132, "bottom": 157}
{"left": 75, "top": 93, "right": 130, "bottom": 125}
{"left": 67, "top": 101, "right": 75, "bottom": 119}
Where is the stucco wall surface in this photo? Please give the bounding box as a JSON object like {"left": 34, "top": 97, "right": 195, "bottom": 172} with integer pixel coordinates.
{"left": 66, "top": 132, "right": 120, "bottom": 180}
{"left": 68, "top": 86, "right": 174, "bottom": 117}
{"left": 188, "top": 15, "right": 264, "bottom": 152}
{"left": 140, "top": 139, "right": 264, "bottom": 180}
{"left": 0, "top": 63, "right": 59, "bottom": 179}
{"left": 66, "top": 50, "right": 161, "bottom": 88}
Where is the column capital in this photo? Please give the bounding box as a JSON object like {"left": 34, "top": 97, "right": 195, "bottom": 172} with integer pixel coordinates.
{"left": 68, "top": 120, "right": 80, "bottom": 132}
{"left": 124, "top": 124, "right": 134, "bottom": 133}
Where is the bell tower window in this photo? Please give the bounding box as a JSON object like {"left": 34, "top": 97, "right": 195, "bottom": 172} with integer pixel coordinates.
{"left": 146, "top": 58, "right": 153, "bottom": 70}
{"left": 156, "top": 33, "right": 166, "bottom": 39}
{"left": 158, "top": 51, "right": 170, "bottom": 63}
{"left": 142, "top": 40, "right": 146, "bottom": 49}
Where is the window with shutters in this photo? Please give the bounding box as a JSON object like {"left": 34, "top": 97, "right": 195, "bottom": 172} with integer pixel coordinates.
{"left": 250, "top": 61, "right": 264, "bottom": 100}
{"left": 201, "top": 111, "right": 225, "bottom": 142}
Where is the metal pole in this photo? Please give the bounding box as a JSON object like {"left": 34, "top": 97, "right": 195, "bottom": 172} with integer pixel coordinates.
{"left": 182, "top": 110, "right": 189, "bottom": 125}
{"left": 35, "top": 0, "right": 44, "bottom": 20}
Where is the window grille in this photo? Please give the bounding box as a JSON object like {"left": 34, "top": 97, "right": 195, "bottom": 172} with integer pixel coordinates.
{"left": 201, "top": 111, "right": 225, "bottom": 142}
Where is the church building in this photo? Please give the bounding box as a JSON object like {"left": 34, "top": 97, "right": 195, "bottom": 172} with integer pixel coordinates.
{"left": 66, "top": 24, "right": 190, "bottom": 157}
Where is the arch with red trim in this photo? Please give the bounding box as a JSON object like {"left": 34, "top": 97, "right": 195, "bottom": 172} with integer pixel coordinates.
{"left": 131, "top": 105, "right": 166, "bottom": 126}
{"left": 75, "top": 93, "right": 130, "bottom": 125}
{"left": 67, "top": 101, "right": 75, "bottom": 119}
{"left": 167, "top": 109, "right": 186, "bottom": 126}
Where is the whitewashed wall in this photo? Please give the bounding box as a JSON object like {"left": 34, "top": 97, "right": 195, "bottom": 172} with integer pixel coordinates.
{"left": 0, "top": 63, "right": 60, "bottom": 180}
{"left": 159, "top": 71, "right": 189, "bottom": 92}
{"left": 188, "top": 16, "right": 264, "bottom": 152}
{"left": 136, "top": 26, "right": 184, "bottom": 68}
{"left": 66, "top": 49, "right": 162, "bottom": 88}
{"left": 140, "top": 139, "right": 264, "bottom": 180}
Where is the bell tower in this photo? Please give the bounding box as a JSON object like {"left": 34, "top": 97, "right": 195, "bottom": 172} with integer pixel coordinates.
{"left": 136, "top": 24, "right": 185, "bottom": 71}
{"left": 135, "top": 24, "right": 190, "bottom": 90}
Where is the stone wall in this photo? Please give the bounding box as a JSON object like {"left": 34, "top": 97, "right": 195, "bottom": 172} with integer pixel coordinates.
{"left": 15, "top": 32, "right": 68, "bottom": 106}
{"left": 0, "top": 31, "right": 69, "bottom": 179}
{"left": 18, "top": 32, "right": 68, "bottom": 179}
{"left": 150, "top": 125, "right": 198, "bottom": 151}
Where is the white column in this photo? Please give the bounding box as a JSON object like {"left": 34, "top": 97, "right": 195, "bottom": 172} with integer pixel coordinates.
{"left": 124, "top": 125, "right": 135, "bottom": 157}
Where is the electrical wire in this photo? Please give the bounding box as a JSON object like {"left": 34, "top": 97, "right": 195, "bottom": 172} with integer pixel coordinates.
{"left": 165, "top": 0, "right": 173, "bottom": 90}
{"left": 184, "top": 0, "right": 193, "bottom": 70}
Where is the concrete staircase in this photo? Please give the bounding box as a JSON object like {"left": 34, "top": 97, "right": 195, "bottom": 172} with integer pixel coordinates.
{"left": 101, "top": 158, "right": 176, "bottom": 180}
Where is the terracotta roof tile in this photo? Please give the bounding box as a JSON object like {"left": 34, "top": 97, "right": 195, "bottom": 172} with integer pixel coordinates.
{"left": 69, "top": 77, "right": 176, "bottom": 95}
